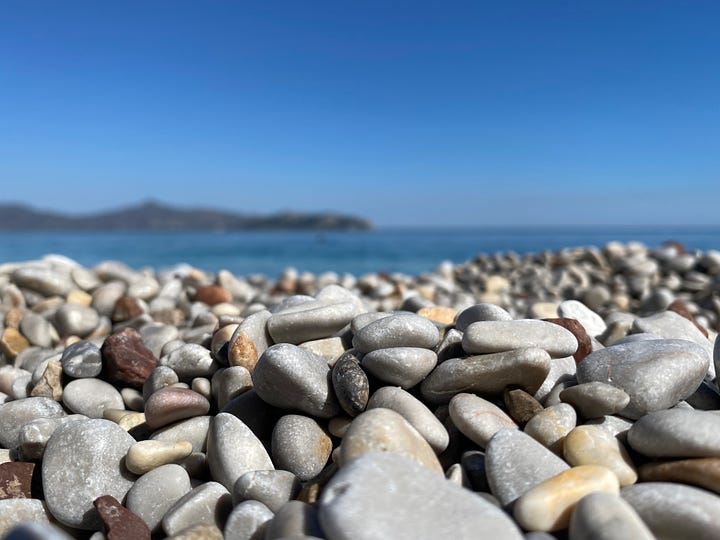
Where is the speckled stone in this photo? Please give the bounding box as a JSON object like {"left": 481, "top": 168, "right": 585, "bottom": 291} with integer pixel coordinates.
{"left": 559, "top": 382, "right": 630, "bottom": 418}
{"left": 331, "top": 351, "right": 369, "bottom": 417}
{"left": 569, "top": 492, "right": 655, "bottom": 540}
{"left": 94, "top": 495, "right": 151, "bottom": 540}
{"left": 0, "top": 397, "right": 66, "bottom": 449}
{"left": 622, "top": 482, "right": 720, "bottom": 540}
{"left": 421, "top": 348, "right": 551, "bottom": 404}
{"left": 339, "top": 408, "right": 442, "bottom": 473}
{"left": 564, "top": 425, "right": 637, "bottom": 486}
{"left": 272, "top": 415, "right": 332, "bottom": 481}
{"left": 576, "top": 339, "right": 709, "bottom": 419}
{"left": 62, "top": 378, "right": 124, "bottom": 418}
{"left": 61, "top": 340, "right": 102, "bottom": 378}
{"left": 449, "top": 393, "right": 517, "bottom": 448}
{"left": 366, "top": 386, "right": 449, "bottom": 453}
{"left": 126, "top": 464, "right": 193, "bottom": 534}
{"left": 514, "top": 465, "right": 620, "bottom": 532}
{"left": 206, "top": 412, "right": 274, "bottom": 491}
{"left": 361, "top": 347, "right": 437, "bottom": 389}
{"left": 268, "top": 301, "right": 358, "bottom": 345}
{"left": 252, "top": 344, "right": 340, "bottom": 418}
{"left": 319, "top": 452, "right": 523, "bottom": 540}
{"left": 462, "top": 320, "right": 578, "bottom": 358}
{"left": 228, "top": 310, "right": 272, "bottom": 372}
{"left": 627, "top": 408, "right": 720, "bottom": 458}
{"left": 352, "top": 313, "right": 440, "bottom": 353}
{"left": 42, "top": 419, "right": 136, "bottom": 529}
{"left": 0, "top": 461, "right": 36, "bottom": 499}
{"left": 0, "top": 499, "right": 50, "bottom": 537}
{"left": 224, "top": 500, "right": 273, "bottom": 540}
{"left": 485, "top": 429, "right": 570, "bottom": 507}
{"left": 15, "top": 414, "right": 88, "bottom": 461}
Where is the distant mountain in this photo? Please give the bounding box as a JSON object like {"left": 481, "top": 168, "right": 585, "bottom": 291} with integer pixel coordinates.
{"left": 0, "top": 201, "right": 373, "bottom": 231}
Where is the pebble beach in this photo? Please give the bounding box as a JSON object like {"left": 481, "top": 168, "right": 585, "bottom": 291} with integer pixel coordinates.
{"left": 0, "top": 240, "right": 719, "bottom": 539}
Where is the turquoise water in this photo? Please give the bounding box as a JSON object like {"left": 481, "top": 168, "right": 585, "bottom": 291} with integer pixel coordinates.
{"left": 0, "top": 227, "right": 718, "bottom": 277}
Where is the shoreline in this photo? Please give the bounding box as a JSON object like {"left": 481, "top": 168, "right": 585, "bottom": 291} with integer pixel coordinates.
{"left": 0, "top": 241, "right": 718, "bottom": 538}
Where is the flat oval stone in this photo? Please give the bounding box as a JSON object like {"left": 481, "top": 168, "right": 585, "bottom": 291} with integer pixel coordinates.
{"left": 54, "top": 303, "right": 99, "bottom": 337}
{"left": 0, "top": 397, "right": 66, "bottom": 449}
{"left": 228, "top": 310, "right": 272, "bottom": 372}
{"left": 42, "top": 419, "right": 136, "bottom": 529}
{"left": 206, "top": 412, "right": 274, "bottom": 491}
{"left": 455, "top": 303, "right": 513, "bottom": 332}
{"left": 462, "top": 320, "right": 578, "bottom": 358}
{"left": 366, "top": 386, "right": 449, "bottom": 453}
{"left": 233, "top": 470, "right": 301, "bottom": 512}
{"left": 224, "top": 500, "right": 274, "bottom": 540}
{"left": 268, "top": 301, "right": 358, "bottom": 345}
{"left": 524, "top": 403, "right": 577, "bottom": 455}
{"left": 514, "top": 465, "right": 620, "bottom": 532}
{"left": 319, "top": 452, "right": 523, "bottom": 540}
{"left": 449, "top": 393, "right": 517, "bottom": 449}
{"left": 144, "top": 387, "right": 210, "bottom": 430}
{"left": 622, "top": 482, "right": 720, "bottom": 539}
{"left": 62, "top": 378, "right": 124, "bottom": 418}
{"left": 126, "top": 440, "right": 193, "bottom": 475}
{"left": 485, "top": 429, "right": 570, "bottom": 507}
{"left": 361, "top": 347, "right": 437, "bottom": 389}
{"left": 20, "top": 312, "right": 56, "bottom": 348}
{"left": 160, "top": 343, "right": 218, "bottom": 380}
{"left": 12, "top": 266, "right": 73, "bottom": 297}
{"left": 559, "top": 382, "right": 630, "bottom": 418}
{"left": 340, "top": 408, "right": 442, "bottom": 474}
{"left": 564, "top": 425, "right": 637, "bottom": 486}
{"left": 352, "top": 314, "right": 440, "bottom": 353}
{"left": 331, "top": 351, "right": 369, "bottom": 417}
{"left": 162, "top": 481, "right": 233, "bottom": 537}
{"left": 639, "top": 458, "right": 720, "bottom": 493}
{"left": 126, "top": 464, "right": 193, "bottom": 534}
{"left": 569, "top": 492, "right": 654, "bottom": 540}
{"left": 627, "top": 408, "right": 720, "bottom": 458}
{"left": 101, "top": 327, "right": 158, "bottom": 388}
{"left": 252, "top": 344, "right": 339, "bottom": 418}
{"left": 60, "top": 340, "right": 102, "bottom": 378}
{"left": 421, "top": 348, "right": 552, "bottom": 404}
{"left": 272, "top": 415, "right": 332, "bottom": 481}
{"left": 576, "top": 339, "right": 709, "bottom": 419}
{"left": 558, "top": 300, "right": 607, "bottom": 337}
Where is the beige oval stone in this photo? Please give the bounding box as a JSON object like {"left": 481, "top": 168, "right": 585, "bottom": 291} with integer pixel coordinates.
{"left": 119, "top": 412, "right": 147, "bottom": 431}
{"left": 524, "top": 403, "right": 576, "bottom": 455}
{"left": 67, "top": 289, "right": 93, "bottom": 306}
{"left": 339, "top": 408, "right": 442, "bottom": 474}
{"left": 126, "top": 440, "right": 194, "bottom": 475}
{"left": 564, "top": 425, "right": 637, "bottom": 486}
{"left": 228, "top": 331, "right": 259, "bottom": 371}
{"left": 417, "top": 306, "right": 457, "bottom": 325}
{"left": 0, "top": 328, "right": 30, "bottom": 359}
{"left": 514, "top": 465, "right": 620, "bottom": 532}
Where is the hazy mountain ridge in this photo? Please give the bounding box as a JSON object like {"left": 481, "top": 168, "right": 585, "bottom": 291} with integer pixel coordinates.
{"left": 0, "top": 201, "right": 373, "bottom": 231}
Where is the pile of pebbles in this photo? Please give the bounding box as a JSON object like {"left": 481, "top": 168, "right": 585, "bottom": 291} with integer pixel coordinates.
{"left": 0, "top": 241, "right": 719, "bottom": 539}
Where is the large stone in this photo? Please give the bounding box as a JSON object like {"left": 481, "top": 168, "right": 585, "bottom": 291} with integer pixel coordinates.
{"left": 271, "top": 415, "right": 332, "bottom": 481}
{"left": 62, "top": 378, "right": 124, "bottom": 418}
{"left": 268, "top": 301, "right": 358, "bottom": 345}
{"left": 361, "top": 347, "right": 437, "bottom": 389}
{"left": 319, "top": 452, "right": 523, "bottom": 540}
{"left": 462, "top": 320, "right": 577, "bottom": 358}
{"left": 252, "top": 344, "right": 339, "bottom": 418}
{"left": 569, "top": 492, "right": 655, "bottom": 540}
{"left": 352, "top": 313, "right": 440, "bottom": 353}
{"left": 126, "top": 464, "right": 193, "bottom": 534}
{"left": 42, "top": 419, "right": 136, "bottom": 529}
{"left": 564, "top": 425, "right": 637, "bottom": 486}
{"left": 576, "top": 339, "right": 709, "bottom": 419}
{"left": 627, "top": 408, "right": 720, "bottom": 458}
{"left": 0, "top": 499, "right": 50, "bottom": 537}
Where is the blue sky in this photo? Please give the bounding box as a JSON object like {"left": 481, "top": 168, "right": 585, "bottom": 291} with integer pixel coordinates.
{"left": 1, "top": 1, "right": 718, "bottom": 226}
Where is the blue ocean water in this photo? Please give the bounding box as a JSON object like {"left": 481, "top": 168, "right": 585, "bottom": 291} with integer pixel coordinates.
{"left": 0, "top": 227, "right": 718, "bottom": 277}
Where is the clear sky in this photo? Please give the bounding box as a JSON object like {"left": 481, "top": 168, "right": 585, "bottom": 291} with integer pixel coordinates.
{"left": 1, "top": 1, "right": 718, "bottom": 226}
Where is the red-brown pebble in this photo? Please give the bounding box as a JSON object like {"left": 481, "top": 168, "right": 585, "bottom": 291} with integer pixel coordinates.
{"left": 94, "top": 495, "right": 151, "bottom": 540}
{"left": 101, "top": 327, "right": 158, "bottom": 388}
{"left": 112, "top": 295, "right": 144, "bottom": 322}
{"left": 144, "top": 387, "right": 210, "bottom": 430}
{"left": 503, "top": 388, "right": 544, "bottom": 425}
{"left": 0, "top": 462, "right": 36, "bottom": 499}
{"left": 194, "top": 285, "right": 232, "bottom": 306}
{"left": 543, "top": 317, "right": 592, "bottom": 364}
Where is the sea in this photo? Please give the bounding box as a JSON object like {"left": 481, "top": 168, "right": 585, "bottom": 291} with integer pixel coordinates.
{"left": 0, "top": 227, "right": 718, "bottom": 278}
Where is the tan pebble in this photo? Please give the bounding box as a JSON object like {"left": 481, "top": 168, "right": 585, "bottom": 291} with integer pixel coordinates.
{"left": 67, "top": 289, "right": 93, "bottom": 306}
{"left": 340, "top": 408, "right": 442, "bottom": 474}
{"left": 0, "top": 327, "right": 30, "bottom": 359}
{"left": 211, "top": 303, "right": 241, "bottom": 318}
{"left": 228, "top": 331, "right": 259, "bottom": 372}
{"left": 417, "top": 306, "right": 457, "bottom": 325}
{"left": 167, "top": 523, "right": 224, "bottom": 539}
{"left": 61, "top": 335, "right": 82, "bottom": 348}
{"left": 639, "top": 458, "right": 720, "bottom": 494}
{"left": 328, "top": 416, "right": 352, "bottom": 438}
{"left": 564, "top": 425, "right": 637, "bottom": 486}
{"left": 30, "top": 359, "right": 63, "bottom": 401}
{"left": 0, "top": 449, "right": 12, "bottom": 464}
{"left": 524, "top": 403, "right": 576, "bottom": 455}
{"left": 210, "top": 324, "right": 238, "bottom": 358}
{"left": 103, "top": 408, "right": 133, "bottom": 423}
{"left": 191, "top": 378, "right": 212, "bottom": 401}
{"left": 514, "top": 464, "right": 620, "bottom": 532}
{"left": 4, "top": 308, "right": 25, "bottom": 329}
{"left": 118, "top": 412, "right": 147, "bottom": 432}
{"left": 126, "top": 440, "right": 194, "bottom": 475}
